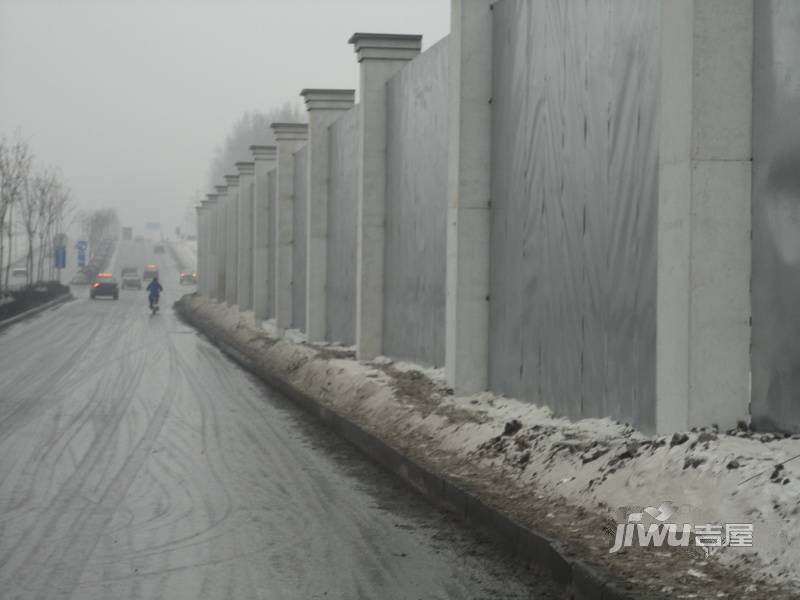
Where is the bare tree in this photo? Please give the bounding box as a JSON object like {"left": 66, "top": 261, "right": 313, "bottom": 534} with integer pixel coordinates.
{"left": 82, "top": 208, "right": 119, "bottom": 261}
{"left": 0, "top": 133, "right": 33, "bottom": 293}
{"left": 41, "top": 184, "right": 72, "bottom": 281}
{"left": 207, "top": 102, "right": 305, "bottom": 187}
{"left": 19, "top": 175, "right": 36, "bottom": 286}
{"left": 25, "top": 170, "right": 72, "bottom": 283}
{"left": 20, "top": 168, "right": 60, "bottom": 286}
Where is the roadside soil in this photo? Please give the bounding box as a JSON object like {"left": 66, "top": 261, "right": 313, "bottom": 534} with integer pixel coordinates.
{"left": 177, "top": 294, "right": 800, "bottom": 600}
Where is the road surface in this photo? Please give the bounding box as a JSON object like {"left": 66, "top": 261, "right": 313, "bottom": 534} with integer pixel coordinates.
{"left": 0, "top": 241, "right": 558, "bottom": 599}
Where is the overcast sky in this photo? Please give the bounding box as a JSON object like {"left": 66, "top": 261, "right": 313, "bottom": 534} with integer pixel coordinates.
{"left": 0, "top": 0, "right": 450, "bottom": 237}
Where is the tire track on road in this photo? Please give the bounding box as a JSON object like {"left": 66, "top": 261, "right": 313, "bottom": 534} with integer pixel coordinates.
{"left": 0, "top": 326, "right": 178, "bottom": 599}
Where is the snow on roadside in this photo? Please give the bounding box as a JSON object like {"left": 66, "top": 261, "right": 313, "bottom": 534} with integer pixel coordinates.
{"left": 183, "top": 294, "right": 800, "bottom": 591}
{"left": 385, "top": 380, "right": 800, "bottom": 588}
{"left": 419, "top": 391, "right": 800, "bottom": 583}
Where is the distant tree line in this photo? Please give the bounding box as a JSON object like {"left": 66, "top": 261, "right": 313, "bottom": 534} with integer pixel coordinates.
{"left": 206, "top": 102, "right": 305, "bottom": 187}
{"left": 79, "top": 208, "right": 119, "bottom": 264}
{"left": 0, "top": 132, "right": 73, "bottom": 293}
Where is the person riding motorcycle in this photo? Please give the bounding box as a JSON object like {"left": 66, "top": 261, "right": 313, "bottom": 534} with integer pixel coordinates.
{"left": 146, "top": 276, "right": 163, "bottom": 310}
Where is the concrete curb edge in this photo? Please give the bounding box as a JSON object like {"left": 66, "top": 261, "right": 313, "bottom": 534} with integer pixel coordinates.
{"left": 176, "top": 298, "right": 636, "bottom": 600}
{"left": 0, "top": 292, "right": 74, "bottom": 332}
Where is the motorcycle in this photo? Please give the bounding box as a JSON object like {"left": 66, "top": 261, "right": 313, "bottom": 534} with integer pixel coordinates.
{"left": 149, "top": 293, "right": 160, "bottom": 315}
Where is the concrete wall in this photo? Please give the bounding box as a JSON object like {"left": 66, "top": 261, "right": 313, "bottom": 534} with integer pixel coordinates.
{"left": 489, "top": 0, "right": 660, "bottom": 429}
{"left": 292, "top": 145, "right": 309, "bottom": 331}
{"left": 383, "top": 38, "right": 449, "bottom": 367}
{"left": 751, "top": 0, "right": 800, "bottom": 431}
{"left": 326, "top": 107, "right": 359, "bottom": 345}
{"left": 194, "top": 3, "right": 785, "bottom": 434}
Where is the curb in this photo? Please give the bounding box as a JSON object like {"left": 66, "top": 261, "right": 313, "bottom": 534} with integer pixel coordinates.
{"left": 0, "top": 292, "right": 73, "bottom": 331}
{"left": 176, "top": 299, "right": 636, "bottom": 600}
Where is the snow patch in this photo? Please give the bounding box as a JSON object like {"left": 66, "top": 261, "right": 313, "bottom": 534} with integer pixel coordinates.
{"left": 180, "top": 294, "right": 800, "bottom": 592}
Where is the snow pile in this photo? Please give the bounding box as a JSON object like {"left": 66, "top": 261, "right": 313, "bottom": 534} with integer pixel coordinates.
{"left": 178, "top": 294, "right": 800, "bottom": 595}
{"left": 422, "top": 394, "right": 800, "bottom": 580}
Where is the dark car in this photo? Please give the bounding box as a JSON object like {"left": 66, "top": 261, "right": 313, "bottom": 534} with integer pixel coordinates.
{"left": 143, "top": 264, "right": 159, "bottom": 281}
{"left": 121, "top": 273, "right": 142, "bottom": 290}
{"left": 179, "top": 271, "right": 197, "bottom": 285}
{"left": 153, "top": 244, "right": 165, "bottom": 254}
{"left": 90, "top": 273, "right": 119, "bottom": 300}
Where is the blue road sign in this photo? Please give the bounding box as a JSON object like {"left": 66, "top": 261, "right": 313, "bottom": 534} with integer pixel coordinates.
{"left": 54, "top": 246, "right": 66, "bottom": 269}
{"left": 76, "top": 240, "right": 87, "bottom": 268}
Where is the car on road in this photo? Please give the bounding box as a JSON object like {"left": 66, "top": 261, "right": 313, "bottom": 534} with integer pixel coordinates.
{"left": 153, "top": 244, "right": 165, "bottom": 254}
{"left": 70, "top": 271, "right": 90, "bottom": 285}
{"left": 142, "top": 264, "right": 159, "bottom": 281}
{"left": 90, "top": 273, "right": 119, "bottom": 300}
{"left": 121, "top": 271, "right": 142, "bottom": 290}
{"left": 179, "top": 271, "right": 197, "bottom": 285}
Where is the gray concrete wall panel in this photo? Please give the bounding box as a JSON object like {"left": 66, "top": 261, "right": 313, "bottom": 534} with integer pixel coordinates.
{"left": 292, "top": 146, "right": 308, "bottom": 331}
{"left": 326, "top": 107, "right": 359, "bottom": 345}
{"left": 267, "top": 169, "right": 276, "bottom": 318}
{"left": 751, "top": 1, "right": 800, "bottom": 431}
{"left": 489, "top": 0, "right": 659, "bottom": 430}
{"left": 383, "top": 38, "right": 449, "bottom": 367}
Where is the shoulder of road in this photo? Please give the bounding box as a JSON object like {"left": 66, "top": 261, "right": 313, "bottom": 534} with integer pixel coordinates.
{"left": 175, "top": 293, "right": 800, "bottom": 600}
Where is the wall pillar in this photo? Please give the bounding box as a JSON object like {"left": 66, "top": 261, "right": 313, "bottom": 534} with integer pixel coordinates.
{"left": 445, "top": 0, "right": 492, "bottom": 394}
{"left": 196, "top": 201, "right": 208, "bottom": 295}
{"left": 224, "top": 175, "right": 240, "bottom": 307}
{"left": 214, "top": 185, "right": 228, "bottom": 302}
{"left": 349, "top": 32, "right": 421, "bottom": 359}
{"left": 236, "top": 162, "right": 255, "bottom": 311}
{"left": 300, "top": 88, "right": 356, "bottom": 342}
{"left": 271, "top": 123, "right": 308, "bottom": 333}
{"left": 195, "top": 204, "right": 203, "bottom": 293}
{"left": 656, "top": 0, "right": 752, "bottom": 433}
{"left": 251, "top": 145, "right": 277, "bottom": 323}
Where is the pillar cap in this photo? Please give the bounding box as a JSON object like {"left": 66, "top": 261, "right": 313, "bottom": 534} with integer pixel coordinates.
{"left": 348, "top": 33, "right": 422, "bottom": 62}
{"left": 300, "top": 89, "right": 355, "bottom": 111}
{"left": 215, "top": 185, "right": 227, "bottom": 194}
{"left": 250, "top": 145, "right": 277, "bottom": 160}
{"left": 235, "top": 161, "right": 255, "bottom": 175}
{"left": 224, "top": 174, "right": 239, "bottom": 186}
{"left": 271, "top": 122, "right": 309, "bottom": 141}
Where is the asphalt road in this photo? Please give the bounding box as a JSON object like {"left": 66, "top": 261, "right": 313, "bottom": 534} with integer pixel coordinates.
{"left": 0, "top": 241, "right": 558, "bottom": 600}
